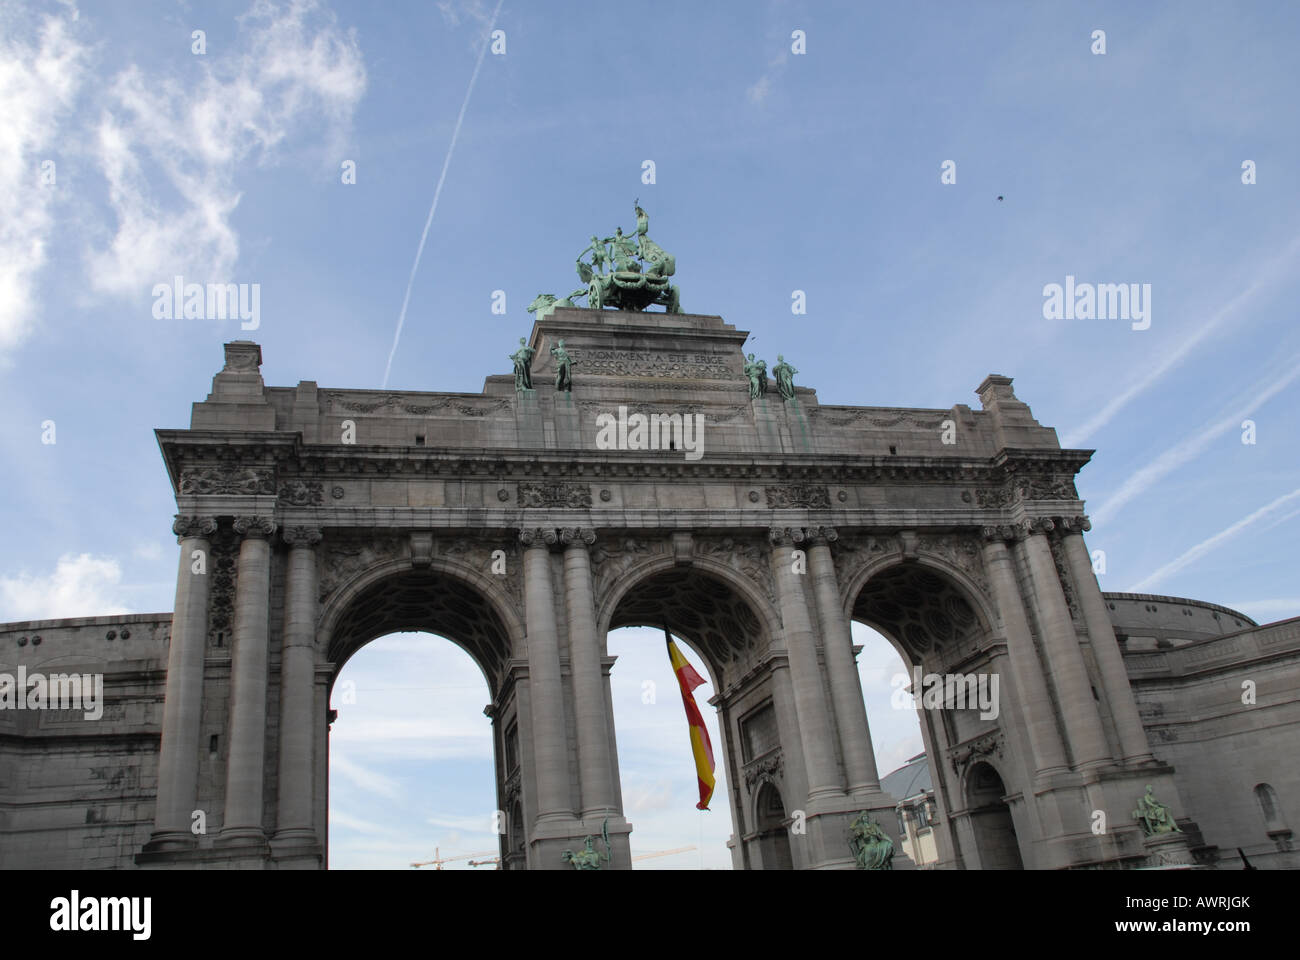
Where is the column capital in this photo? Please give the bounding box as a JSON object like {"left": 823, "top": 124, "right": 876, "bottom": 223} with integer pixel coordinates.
{"left": 559, "top": 526, "right": 596, "bottom": 547}
{"left": 519, "top": 526, "right": 559, "bottom": 547}
{"left": 173, "top": 515, "right": 218, "bottom": 541}
{"left": 768, "top": 526, "right": 806, "bottom": 547}
{"left": 805, "top": 525, "right": 838, "bottom": 546}
{"left": 1019, "top": 517, "right": 1054, "bottom": 538}
{"left": 1057, "top": 514, "right": 1091, "bottom": 534}
{"left": 233, "top": 515, "right": 277, "bottom": 540}
{"left": 981, "top": 523, "right": 1024, "bottom": 544}
{"left": 282, "top": 525, "right": 323, "bottom": 547}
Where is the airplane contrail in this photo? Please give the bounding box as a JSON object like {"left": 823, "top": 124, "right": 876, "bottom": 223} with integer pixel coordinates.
{"left": 382, "top": 0, "right": 505, "bottom": 388}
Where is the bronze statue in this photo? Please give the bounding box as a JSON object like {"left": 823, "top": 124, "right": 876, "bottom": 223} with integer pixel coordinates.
{"left": 848, "top": 812, "right": 895, "bottom": 870}
{"left": 509, "top": 337, "right": 534, "bottom": 391}
{"left": 561, "top": 818, "right": 610, "bottom": 869}
{"left": 1133, "top": 785, "right": 1182, "bottom": 836}
{"left": 773, "top": 354, "right": 798, "bottom": 400}
{"left": 743, "top": 353, "right": 768, "bottom": 399}
{"left": 550, "top": 338, "right": 574, "bottom": 392}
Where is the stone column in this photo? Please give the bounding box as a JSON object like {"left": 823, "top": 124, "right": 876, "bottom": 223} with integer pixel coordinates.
{"left": 274, "top": 525, "right": 322, "bottom": 845}
{"left": 980, "top": 527, "right": 1070, "bottom": 776}
{"left": 1015, "top": 518, "right": 1111, "bottom": 769}
{"left": 560, "top": 526, "right": 616, "bottom": 817}
{"left": 219, "top": 515, "right": 276, "bottom": 843}
{"left": 805, "top": 527, "right": 881, "bottom": 795}
{"left": 149, "top": 515, "right": 217, "bottom": 847}
{"left": 1060, "top": 516, "right": 1156, "bottom": 764}
{"left": 520, "top": 527, "right": 571, "bottom": 822}
{"left": 768, "top": 527, "right": 842, "bottom": 800}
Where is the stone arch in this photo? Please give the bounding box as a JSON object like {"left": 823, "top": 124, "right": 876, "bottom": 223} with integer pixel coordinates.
{"left": 751, "top": 781, "right": 793, "bottom": 870}
{"left": 596, "top": 552, "right": 783, "bottom": 677}
{"left": 963, "top": 760, "right": 1024, "bottom": 869}
{"left": 318, "top": 554, "right": 525, "bottom": 694}
{"left": 840, "top": 549, "right": 998, "bottom": 648}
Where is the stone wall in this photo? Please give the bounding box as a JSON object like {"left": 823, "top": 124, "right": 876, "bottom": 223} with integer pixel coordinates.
{"left": 0, "top": 614, "right": 170, "bottom": 868}
{"left": 1110, "top": 597, "right": 1300, "bottom": 868}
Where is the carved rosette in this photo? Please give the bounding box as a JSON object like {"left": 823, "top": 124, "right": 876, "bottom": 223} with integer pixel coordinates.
{"left": 283, "top": 525, "right": 324, "bottom": 547}
{"left": 173, "top": 515, "right": 218, "bottom": 542}
{"left": 233, "top": 516, "right": 277, "bottom": 540}
{"left": 178, "top": 464, "right": 275, "bottom": 496}
{"left": 559, "top": 527, "right": 596, "bottom": 548}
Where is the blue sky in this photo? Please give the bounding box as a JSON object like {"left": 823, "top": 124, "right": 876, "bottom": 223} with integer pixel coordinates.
{"left": 2, "top": 0, "right": 1297, "bottom": 867}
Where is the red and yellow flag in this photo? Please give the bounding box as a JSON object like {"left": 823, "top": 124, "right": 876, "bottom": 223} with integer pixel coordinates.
{"left": 665, "top": 628, "right": 716, "bottom": 810}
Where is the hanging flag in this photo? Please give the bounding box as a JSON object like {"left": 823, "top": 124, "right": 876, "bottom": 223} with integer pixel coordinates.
{"left": 665, "top": 626, "right": 716, "bottom": 810}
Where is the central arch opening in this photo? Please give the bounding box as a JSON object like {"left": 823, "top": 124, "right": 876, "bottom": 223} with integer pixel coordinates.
{"left": 323, "top": 567, "right": 515, "bottom": 870}
{"left": 604, "top": 564, "right": 770, "bottom": 870}
{"left": 849, "top": 559, "right": 1001, "bottom": 870}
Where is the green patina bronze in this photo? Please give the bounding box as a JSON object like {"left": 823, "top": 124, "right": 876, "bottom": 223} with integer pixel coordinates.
{"left": 509, "top": 337, "right": 534, "bottom": 391}
{"left": 848, "top": 812, "right": 895, "bottom": 870}
{"left": 550, "top": 338, "right": 574, "bottom": 392}
{"left": 562, "top": 818, "right": 611, "bottom": 870}
{"left": 743, "top": 353, "right": 768, "bottom": 399}
{"left": 1133, "top": 785, "right": 1182, "bottom": 836}
{"left": 533, "top": 204, "right": 681, "bottom": 316}
{"left": 773, "top": 354, "right": 798, "bottom": 400}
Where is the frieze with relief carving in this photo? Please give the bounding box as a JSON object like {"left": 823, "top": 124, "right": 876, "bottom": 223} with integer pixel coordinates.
{"left": 764, "top": 484, "right": 831, "bottom": 509}
{"left": 518, "top": 482, "right": 592, "bottom": 509}
{"left": 179, "top": 464, "right": 275, "bottom": 496}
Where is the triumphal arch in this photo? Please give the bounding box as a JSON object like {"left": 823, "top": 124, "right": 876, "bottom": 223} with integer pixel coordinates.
{"left": 24, "top": 207, "right": 1288, "bottom": 871}
{"left": 116, "top": 207, "right": 1208, "bottom": 870}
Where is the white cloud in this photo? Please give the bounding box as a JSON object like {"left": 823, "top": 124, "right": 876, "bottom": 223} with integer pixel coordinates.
{"left": 0, "top": 9, "right": 88, "bottom": 352}
{"left": 329, "top": 752, "right": 403, "bottom": 800}
{"left": 85, "top": 0, "right": 366, "bottom": 298}
{"left": 0, "top": 552, "right": 130, "bottom": 621}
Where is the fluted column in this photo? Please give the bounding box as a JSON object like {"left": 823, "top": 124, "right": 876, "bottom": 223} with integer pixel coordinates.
{"left": 805, "top": 527, "right": 880, "bottom": 795}
{"left": 981, "top": 526, "right": 1070, "bottom": 775}
{"left": 769, "top": 527, "right": 842, "bottom": 800}
{"left": 220, "top": 515, "right": 276, "bottom": 842}
{"left": 274, "top": 525, "right": 322, "bottom": 843}
{"left": 150, "top": 515, "right": 217, "bottom": 847}
{"left": 1015, "top": 518, "right": 1111, "bottom": 769}
{"left": 560, "top": 527, "right": 616, "bottom": 816}
{"left": 521, "top": 527, "right": 571, "bottom": 822}
{"left": 1060, "top": 516, "right": 1156, "bottom": 764}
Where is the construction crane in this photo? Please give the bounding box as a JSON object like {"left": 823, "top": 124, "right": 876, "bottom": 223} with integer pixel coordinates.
{"left": 411, "top": 847, "right": 497, "bottom": 870}
{"left": 468, "top": 857, "right": 500, "bottom": 868}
